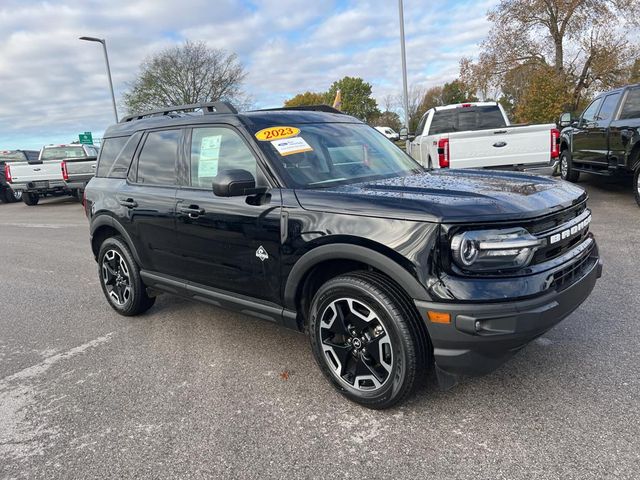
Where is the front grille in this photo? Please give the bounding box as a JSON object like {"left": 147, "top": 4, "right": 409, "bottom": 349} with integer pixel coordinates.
{"left": 528, "top": 202, "right": 591, "bottom": 265}
{"left": 548, "top": 240, "right": 596, "bottom": 291}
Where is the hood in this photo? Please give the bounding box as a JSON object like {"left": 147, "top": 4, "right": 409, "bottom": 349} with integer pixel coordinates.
{"left": 294, "top": 170, "right": 587, "bottom": 223}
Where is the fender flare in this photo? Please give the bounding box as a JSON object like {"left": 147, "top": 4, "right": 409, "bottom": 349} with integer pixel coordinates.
{"left": 90, "top": 215, "right": 142, "bottom": 264}
{"left": 283, "top": 243, "right": 430, "bottom": 309}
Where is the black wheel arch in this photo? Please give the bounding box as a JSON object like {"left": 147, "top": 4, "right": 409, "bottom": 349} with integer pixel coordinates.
{"left": 90, "top": 215, "right": 142, "bottom": 265}
{"left": 284, "top": 243, "right": 431, "bottom": 318}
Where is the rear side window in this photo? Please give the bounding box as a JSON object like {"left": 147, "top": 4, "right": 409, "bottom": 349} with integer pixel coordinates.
{"left": 620, "top": 88, "right": 640, "bottom": 120}
{"left": 96, "top": 137, "right": 128, "bottom": 177}
{"left": 105, "top": 132, "right": 142, "bottom": 178}
{"left": 596, "top": 93, "right": 621, "bottom": 121}
{"left": 429, "top": 106, "right": 506, "bottom": 135}
{"left": 136, "top": 129, "right": 180, "bottom": 185}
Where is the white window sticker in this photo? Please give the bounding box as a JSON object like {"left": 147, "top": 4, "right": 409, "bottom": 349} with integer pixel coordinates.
{"left": 198, "top": 135, "right": 221, "bottom": 177}
{"left": 270, "top": 137, "right": 313, "bottom": 156}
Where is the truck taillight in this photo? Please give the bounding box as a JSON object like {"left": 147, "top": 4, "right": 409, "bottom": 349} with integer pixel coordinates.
{"left": 61, "top": 161, "right": 69, "bottom": 181}
{"left": 437, "top": 138, "right": 450, "bottom": 168}
{"left": 550, "top": 128, "right": 560, "bottom": 159}
{"left": 4, "top": 164, "right": 12, "bottom": 183}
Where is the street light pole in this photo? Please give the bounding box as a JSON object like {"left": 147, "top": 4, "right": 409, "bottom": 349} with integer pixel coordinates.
{"left": 79, "top": 36, "right": 118, "bottom": 122}
{"left": 398, "top": 0, "right": 410, "bottom": 138}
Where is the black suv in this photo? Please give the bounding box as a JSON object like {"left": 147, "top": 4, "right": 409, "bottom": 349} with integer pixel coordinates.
{"left": 85, "top": 102, "right": 602, "bottom": 409}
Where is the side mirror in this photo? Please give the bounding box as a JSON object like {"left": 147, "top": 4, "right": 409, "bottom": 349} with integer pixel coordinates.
{"left": 212, "top": 169, "right": 256, "bottom": 197}
{"left": 558, "top": 112, "right": 572, "bottom": 128}
{"left": 399, "top": 127, "right": 409, "bottom": 141}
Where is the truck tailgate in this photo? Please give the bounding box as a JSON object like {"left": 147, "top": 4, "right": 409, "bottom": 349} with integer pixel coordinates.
{"left": 448, "top": 124, "right": 554, "bottom": 169}
{"left": 9, "top": 160, "right": 63, "bottom": 183}
{"left": 65, "top": 158, "right": 97, "bottom": 181}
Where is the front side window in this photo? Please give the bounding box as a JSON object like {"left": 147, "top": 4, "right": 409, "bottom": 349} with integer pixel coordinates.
{"left": 596, "top": 93, "right": 621, "bottom": 122}
{"left": 581, "top": 98, "right": 603, "bottom": 125}
{"left": 190, "top": 127, "right": 257, "bottom": 189}
{"left": 620, "top": 88, "right": 640, "bottom": 120}
{"left": 136, "top": 130, "right": 180, "bottom": 185}
{"left": 252, "top": 123, "right": 422, "bottom": 189}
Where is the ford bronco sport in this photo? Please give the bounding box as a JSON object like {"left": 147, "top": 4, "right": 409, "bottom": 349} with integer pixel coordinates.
{"left": 84, "top": 102, "right": 602, "bottom": 409}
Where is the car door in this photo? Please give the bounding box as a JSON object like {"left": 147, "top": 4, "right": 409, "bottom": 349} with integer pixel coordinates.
{"left": 587, "top": 92, "right": 622, "bottom": 166}
{"left": 572, "top": 97, "right": 604, "bottom": 163}
{"left": 123, "top": 128, "right": 180, "bottom": 275}
{"left": 174, "top": 125, "right": 281, "bottom": 303}
{"left": 410, "top": 113, "right": 428, "bottom": 163}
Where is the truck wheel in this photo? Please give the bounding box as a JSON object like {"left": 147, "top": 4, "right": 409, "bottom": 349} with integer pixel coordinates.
{"left": 22, "top": 192, "right": 40, "bottom": 206}
{"left": 98, "top": 236, "right": 155, "bottom": 316}
{"left": 634, "top": 168, "right": 640, "bottom": 208}
{"left": 309, "top": 271, "right": 426, "bottom": 409}
{"left": 8, "top": 188, "right": 22, "bottom": 202}
{"left": 560, "top": 150, "right": 579, "bottom": 182}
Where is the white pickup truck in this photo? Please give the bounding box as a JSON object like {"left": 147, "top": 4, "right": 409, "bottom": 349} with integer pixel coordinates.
{"left": 407, "top": 102, "right": 560, "bottom": 170}
{"left": 6, "top": 144, "right": 98, "bottom": 205}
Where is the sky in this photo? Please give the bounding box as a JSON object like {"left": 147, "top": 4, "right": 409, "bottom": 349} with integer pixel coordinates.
{"left": 0, "top": 0, "right": 498, "bottom": 149}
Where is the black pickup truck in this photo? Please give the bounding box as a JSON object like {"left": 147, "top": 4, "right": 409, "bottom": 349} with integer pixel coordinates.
{"left": 85, "top": 102, "right": 602, "bottom": 408}
{"left": 557, "top": 83, "right": 640, "bottom": 206}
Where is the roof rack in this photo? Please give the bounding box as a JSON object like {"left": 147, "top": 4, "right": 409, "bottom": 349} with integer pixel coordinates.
{"left": 258, "top": 104, "right": 344, "bottom": 114}
{"left": 120, "top": 101, "right": 238, "bottom": 123}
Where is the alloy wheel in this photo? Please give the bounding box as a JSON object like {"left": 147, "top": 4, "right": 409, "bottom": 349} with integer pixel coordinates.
{"left": 561, "top": 154, "right": 568, "bottom": 178}
{"left": 101, "top": 249, "right": 132, "bottom": 306}
{"left": 319, "top": 298, "right": 393, "bottom": 391}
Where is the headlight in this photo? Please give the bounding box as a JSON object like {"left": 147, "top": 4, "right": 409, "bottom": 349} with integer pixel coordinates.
{"left": 450, "top": 228, "right": 542, "bottom": 272}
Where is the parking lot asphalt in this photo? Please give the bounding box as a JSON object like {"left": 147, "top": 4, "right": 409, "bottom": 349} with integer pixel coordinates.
{"left": 0, "top": 176, "right": 639, "bottom": 480}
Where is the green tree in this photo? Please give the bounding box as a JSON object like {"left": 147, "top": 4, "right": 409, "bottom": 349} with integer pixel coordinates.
{"left": 326, "top": 76, "right": 380, "bottom": 122}
{"left": 284, "top": 91, "right": 328, "bottom": 107}
{"left": 123, "top": 40, "right": 246, "bottom": 114}
{"left": 441, "top": 80, "right": 478, "bottom": 105}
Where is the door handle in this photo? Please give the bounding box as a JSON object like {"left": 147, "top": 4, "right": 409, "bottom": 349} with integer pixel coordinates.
{"left": 179, "top": 205, "right": 205, "bottom": 218}
{"left": 119, "top": 198, "right": 137, "bottom": 208}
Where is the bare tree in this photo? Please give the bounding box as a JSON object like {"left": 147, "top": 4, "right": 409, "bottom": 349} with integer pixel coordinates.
{"left": 123, "top": 40, "right": 247, "bottom": 113}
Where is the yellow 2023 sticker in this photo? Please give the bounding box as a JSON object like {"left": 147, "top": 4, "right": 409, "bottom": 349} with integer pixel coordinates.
{"left": 255, "top": 126, "right": 300, "bottom": 141}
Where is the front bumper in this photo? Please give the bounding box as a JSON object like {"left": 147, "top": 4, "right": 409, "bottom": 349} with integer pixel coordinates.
{"left": 414, "top": 250, "right": 602, "bottom": 378}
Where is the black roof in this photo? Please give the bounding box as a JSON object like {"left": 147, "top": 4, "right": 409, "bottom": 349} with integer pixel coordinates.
{"left": 104, "top": 105, "right": 362, "bottom": 139}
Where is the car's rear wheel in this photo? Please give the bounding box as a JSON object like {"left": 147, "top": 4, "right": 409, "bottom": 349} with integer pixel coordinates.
{"left": 22, "top": 192, "right": 39, "bottom": 206}
{"left": 309, "top": 271, "right": 428, "bottom": 409}
{"left": 8, "top": 188, "right": 22, "bottom": 202}
{"left": 98, "top": 236, "right": 155, "bottom": 316}
{"left": 560, "top": 150, "right": 579, "bottom": 182}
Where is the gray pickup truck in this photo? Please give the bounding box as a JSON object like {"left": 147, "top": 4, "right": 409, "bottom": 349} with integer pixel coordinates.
{"left": 6, "top": 144, "right": 98, "bottom": 205}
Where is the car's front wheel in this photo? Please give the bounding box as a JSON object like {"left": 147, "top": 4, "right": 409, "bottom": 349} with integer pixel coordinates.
{"left": 98, "top": 236, "right": 155, "bottom": 316}
{"left": 560, "top": 150, "right": 579, "bottom": 182}
{"left": 309, "top": 271, "right": 428, "bottom": 409}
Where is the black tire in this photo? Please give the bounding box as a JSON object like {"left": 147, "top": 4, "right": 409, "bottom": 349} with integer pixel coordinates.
{"left": 22, "top": 192, "right": 40, "bottom": 206}
{"left": 634, "top": 167, "right": 640, "bottom": 208}
{"left": 5, "top": 187, "right": 21, "bottom": 202}
{"left": 560, "top": 149, "right": 579, "bottom": 182}
{"left": 97, "top": 236, "right": 155, "bottom": 316}
{"left": 309, "top": 271, "right": 429, "bottom": 409}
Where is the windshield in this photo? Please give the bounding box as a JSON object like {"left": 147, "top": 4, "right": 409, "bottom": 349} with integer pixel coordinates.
{"left": 254, "top": 123, "right": 423, "bottom": 188}
{"left": 41, "top": 146, "right": 86, "bottom": 160}
{"left": 0, "top": 150, "right": 27, "bottom": 162}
